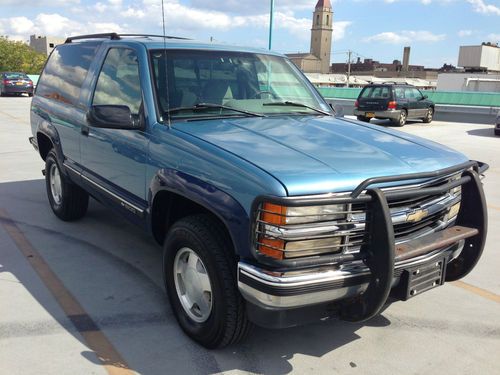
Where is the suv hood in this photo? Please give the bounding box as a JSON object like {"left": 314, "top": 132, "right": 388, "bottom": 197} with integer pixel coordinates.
{"left": 174, "top": 116, "right": 469, "bottom": 196}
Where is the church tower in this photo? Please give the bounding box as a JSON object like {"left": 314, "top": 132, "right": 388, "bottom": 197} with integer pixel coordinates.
{"left": 310, "top": 0, "right": 333, "bottom": 74}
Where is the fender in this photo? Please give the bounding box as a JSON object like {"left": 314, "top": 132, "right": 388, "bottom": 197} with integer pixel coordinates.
{"left": 149, "top": 168, "right": 251, "bottom": 258}
{"left": 32, "top": 105, "right": 68, "bottom": 174}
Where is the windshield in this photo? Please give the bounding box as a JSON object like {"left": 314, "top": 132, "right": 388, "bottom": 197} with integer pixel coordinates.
{"left": 149, "top": 50, "right": 331, "bottom": 120}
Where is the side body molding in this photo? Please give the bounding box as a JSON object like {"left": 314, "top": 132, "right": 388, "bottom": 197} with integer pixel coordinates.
{"left": 149, "top": 169, "right": 251, "bottom": 258}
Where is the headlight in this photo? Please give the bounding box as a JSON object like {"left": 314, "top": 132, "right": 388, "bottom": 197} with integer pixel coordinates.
{"left": 261, "top": 203, "right": 347, "bottom": 225}
{"left": 257, "top": 202, "right": 355, "bottom": 260}
{"left": 286, "top": 204, "right": 346, "bottom": 224}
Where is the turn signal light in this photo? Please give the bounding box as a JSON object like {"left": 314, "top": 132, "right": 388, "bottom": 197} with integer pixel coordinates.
{"left": 261, "top": 202, "right": 286, "bottom": 226}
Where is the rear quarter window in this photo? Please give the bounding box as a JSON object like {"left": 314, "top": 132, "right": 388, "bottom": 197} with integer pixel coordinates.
{"left": 360, "top": 86, "right": 391, "bottom": 99}
{"left": 36, "top": 42, "right": 99, "bottom": 106}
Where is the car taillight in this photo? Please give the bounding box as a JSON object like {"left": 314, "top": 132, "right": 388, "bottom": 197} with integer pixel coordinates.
{"left": 3, "top": 79, "right": 10, "bottom": 85}
{"left": 388, "top": 101, "right": 397, "bottom": 110}
{"left": 354, "top": 100, "right": 359, "bottom": 108}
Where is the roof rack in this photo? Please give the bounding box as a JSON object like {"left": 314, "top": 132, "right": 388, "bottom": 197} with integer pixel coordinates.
{"left": 118, "top": 34, "right": 189, "bottom": 40}
{"left": 65, "top": 33, "right": 120, "bottom": 43}
{"left": 65, "top": 33, "right": 189, "bottom": 44}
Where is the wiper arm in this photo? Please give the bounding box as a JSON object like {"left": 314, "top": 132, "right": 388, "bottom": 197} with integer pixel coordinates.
{"left": 166, "top": 103, "right": 265, "bottom": 118}
{"left": 263, "top": 101, "right": 333, "bottom": 116}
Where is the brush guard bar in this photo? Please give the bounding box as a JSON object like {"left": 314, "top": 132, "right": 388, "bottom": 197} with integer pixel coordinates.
{"left": 249, "top": 160, "right": 488, "bottom": 322}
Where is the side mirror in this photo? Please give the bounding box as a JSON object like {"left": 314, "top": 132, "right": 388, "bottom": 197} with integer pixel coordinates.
{"left": 87, "top": 105, "right": 140, "bottom": 129}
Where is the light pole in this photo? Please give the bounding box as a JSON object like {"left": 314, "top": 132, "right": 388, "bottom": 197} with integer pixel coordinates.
{"left": 268, "top": 0, "right": 274, "bottom": 50}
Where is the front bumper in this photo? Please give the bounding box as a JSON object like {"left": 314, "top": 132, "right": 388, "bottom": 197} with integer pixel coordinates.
{"left": 239, "top": 238, "right": 465, "bottom": 310}
{"left": 353, "top": 108, "right": 401, "bottom": 120}
{"left": 240, "top": 160, "right": 488, "bottom": 325}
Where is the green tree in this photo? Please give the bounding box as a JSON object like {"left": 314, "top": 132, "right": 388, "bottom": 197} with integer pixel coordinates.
{"left": 0, "top": 36, "right": 47, "bottom": 74}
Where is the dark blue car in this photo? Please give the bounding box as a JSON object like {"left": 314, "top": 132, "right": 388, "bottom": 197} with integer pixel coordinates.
{"left": 30, "top": 33, "right": 488, "bottom": 348}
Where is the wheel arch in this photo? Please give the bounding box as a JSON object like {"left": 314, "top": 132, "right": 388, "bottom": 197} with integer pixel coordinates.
{"left": 149, "top": 169, "right": 251, "bottom": 258}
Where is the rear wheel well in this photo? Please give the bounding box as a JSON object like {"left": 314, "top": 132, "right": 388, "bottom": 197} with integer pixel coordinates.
{"left": 37, "top": 133, "right": 53, "bottom": 160}
{"left": 151, "top": 191, "right": 234, "bottom": 249}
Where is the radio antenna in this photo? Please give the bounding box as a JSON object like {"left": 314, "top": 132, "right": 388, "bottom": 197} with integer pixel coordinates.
{"left": 161, "top": 0, "right": 171, "bottom": 127}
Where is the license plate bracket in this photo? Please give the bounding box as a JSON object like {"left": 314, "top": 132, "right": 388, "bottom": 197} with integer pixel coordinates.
{"left": 393, "top": 257, "right": 447, "bottom": 301}
{"left": 365, "top": 112, "right": 375, "bottom": 118}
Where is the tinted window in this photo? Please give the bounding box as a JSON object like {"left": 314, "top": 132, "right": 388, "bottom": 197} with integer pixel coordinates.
{"left": 36, "top": 43, "right": 99, "bottom": 105}
{"left": 5, "top": 73, "right": 29, "bottom": 80}
{"left": 404, "top": 87, "right": 422, "bottom": 100}
{"left": 360, "top": 86, "right": 391, "bottom": 99}
{"left": 394, "top": 87, "right": 405, "bottom": 99}
{"left": 93, "top": 48, "right": 142, "bottom": 114}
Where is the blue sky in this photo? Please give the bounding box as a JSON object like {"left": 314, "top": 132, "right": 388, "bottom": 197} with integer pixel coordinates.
{"left": 0, "top": 0, "right": 498, "bottom": 68}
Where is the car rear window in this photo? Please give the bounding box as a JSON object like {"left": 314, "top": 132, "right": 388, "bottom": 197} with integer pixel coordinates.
{"left": 4, "top": 73, "right": 29, "bottom": 80}
{"left": 360, "top": 86, "right": 391, "bottom": 99}
{"left": 36, "top": 42, "right": 100, "bottom": 106}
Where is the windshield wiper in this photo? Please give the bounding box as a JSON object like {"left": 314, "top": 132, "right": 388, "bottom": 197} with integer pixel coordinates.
{"left": 263, "top": 101, "right": 333, "bottom": 116}
{"left": 165, "top": 103, "right": 265, "bottom": 118}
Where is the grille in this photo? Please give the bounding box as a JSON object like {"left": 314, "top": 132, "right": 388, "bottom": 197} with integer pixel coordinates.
{"left": 348, "top": 188, "right": 459, "bottom": 252}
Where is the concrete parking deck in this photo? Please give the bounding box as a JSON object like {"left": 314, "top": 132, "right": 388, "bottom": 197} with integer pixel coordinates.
{"left": 1, "top": 96, "right": 499, "bottom": 375}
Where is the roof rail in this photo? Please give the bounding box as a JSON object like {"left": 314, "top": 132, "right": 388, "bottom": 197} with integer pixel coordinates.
{"left": 64, "top": 33, "right": 189, "bottom": 44}
{"left": 65, "top": 33, "right": 120, "bottom": 43}
{"left": 118, "top": 34, "right": 189, "bottom": 40}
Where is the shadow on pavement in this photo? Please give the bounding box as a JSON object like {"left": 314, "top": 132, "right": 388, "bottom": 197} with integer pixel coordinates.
{"left": 0, "top": 179, "right": 393, "bottom": 375}
{"left": 466, "top": 128, "right": 497, "bottom": 138}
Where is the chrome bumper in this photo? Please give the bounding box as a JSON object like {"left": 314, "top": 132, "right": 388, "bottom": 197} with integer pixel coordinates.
{"left": 353, "top": 108, "right": 401, "bottom": 120}
{"left": 238, "top": 242, "right": 463, "bottom": 310}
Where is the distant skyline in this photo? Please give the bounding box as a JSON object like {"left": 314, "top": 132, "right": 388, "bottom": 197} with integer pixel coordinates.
{"left": 0, "top": 0, "right": 499, "bottom": 68}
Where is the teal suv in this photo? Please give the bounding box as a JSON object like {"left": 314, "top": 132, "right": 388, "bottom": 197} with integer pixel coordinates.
{"left": 30, "top": 34, "right": 488, "bottom": 348}
{"left": 354, "top": 83, "right": 435, "bottom": 126}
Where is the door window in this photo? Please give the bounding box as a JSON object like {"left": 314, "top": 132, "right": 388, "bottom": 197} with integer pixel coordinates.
{"left": 93, "top": 48, "right": 142, "bottom": 114}
{"left": 404, "top": 87, "right": 418, "bottom": 100}
{"left": 412, "top": 88, "right": 423, "bottom": 100}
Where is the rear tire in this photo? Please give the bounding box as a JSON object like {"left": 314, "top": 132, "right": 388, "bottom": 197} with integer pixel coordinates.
{"left": 392, "top": 110, "right": 407, "bottom": 127}
{"left": 357, "top": 116, "right": 370, "bottom": 122}
{"left": 163, "top": 214, "right": 251, "bottom": 349}
{"left": 45, "top": 150, "right": 89, "bottom": 221}
{"left": 422, "top": 107, "right": 433, "bottom": 123}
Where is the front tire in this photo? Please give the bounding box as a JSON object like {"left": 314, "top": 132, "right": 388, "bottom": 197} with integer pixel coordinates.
{"left": 163, "top": 214, "right": 251, "bottom": 348}
{"left": 422, "top": 107, "right": 434, "bottom": 123}
{"left": 45, "top": 150, "right": 89, "bottom": 221}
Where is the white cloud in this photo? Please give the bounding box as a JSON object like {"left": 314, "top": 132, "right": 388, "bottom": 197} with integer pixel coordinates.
{"left": 8, "top": 17, "right": 34, "bottom": 35}
{"left": 487, "top": 33, "right": 500, "bottom": 42}
{"left": 467, "top": 0, "right": 500, "bottom": 15}
{"left": 458, "top": 30, "right": 474, "bottom": 37}
{"left": 121, "top": 8, "right": 146, "bottom": 19}
{"left": 364, "top": 30, "right": 446, "bottom": 44}
{"left": 34, "top": 13, "right": 75, "bottom": 36}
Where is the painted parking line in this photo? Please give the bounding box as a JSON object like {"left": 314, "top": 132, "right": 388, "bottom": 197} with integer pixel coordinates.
{"left": 451, "top": 281, "right": 500, "bottom": 304}
{"left": 0, "top": 209, "right": 135, "bottom": 375}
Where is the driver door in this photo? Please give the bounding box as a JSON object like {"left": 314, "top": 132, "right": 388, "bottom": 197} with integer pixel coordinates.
{"left": 80, "top": 47, "right": 148, "bottom": 206}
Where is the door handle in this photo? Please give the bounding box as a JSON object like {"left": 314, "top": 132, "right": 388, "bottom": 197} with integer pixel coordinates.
{"left": 81, "top": 125, "right": 89, "bottom": 136}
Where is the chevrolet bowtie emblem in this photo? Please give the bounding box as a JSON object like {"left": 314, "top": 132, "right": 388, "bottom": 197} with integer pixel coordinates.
{"left": 406, "top": 208, "right": 428, "bottom": 223}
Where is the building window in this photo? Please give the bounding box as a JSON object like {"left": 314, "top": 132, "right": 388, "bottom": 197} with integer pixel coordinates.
{"left": 326, "top": 15, "right": 329, "bottom": 25}
{"left": 316, "top": 15, "right": 320, "bottom": 25}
